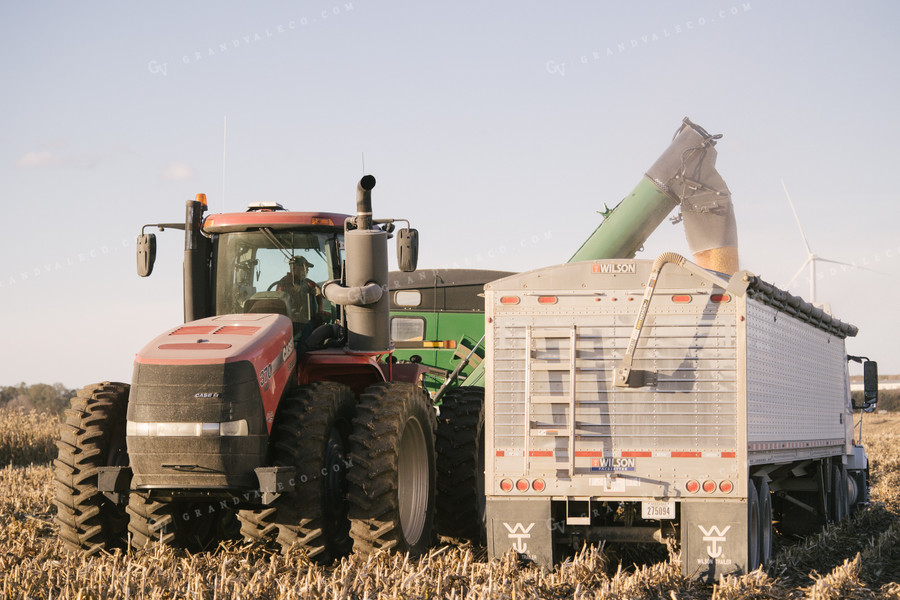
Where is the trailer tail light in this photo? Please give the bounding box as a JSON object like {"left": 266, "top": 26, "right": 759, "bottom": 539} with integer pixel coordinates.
{"left": 711, "top": 294, "right": 731, "bottom": 303}
{"left": 702, "top": 480, "right": 717, "bottom": 493}
{"left": 538, "top": 296, "right": 557, "bottom": 305}
{"left": 672, "top": 295, "right": 692, "bottom": 303}
{"left": 500, "top": 479, "right": 513, "bottom": 492}
{"left": 515, "top": 479, "right": 529, "bottom": 492}
{"left": 500, "top": 296, "right": 520, "bottom": 305}
{"left": 685, "top": 480, "right": 700, "bottom": 493}
{"left": 719, "top": 480, "right": 734, "bottom": 493}
{"left": 532, "top": 479, "right": 546, "bottom": 492}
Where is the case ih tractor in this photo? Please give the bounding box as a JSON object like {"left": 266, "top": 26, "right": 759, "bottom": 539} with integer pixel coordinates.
{"left": 54, "top": 176, "right": 457, "bottom": 561}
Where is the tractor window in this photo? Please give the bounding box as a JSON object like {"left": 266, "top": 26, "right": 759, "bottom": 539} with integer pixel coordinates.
{"left": 214, "top": 230, "right": 343, "bottom": 329}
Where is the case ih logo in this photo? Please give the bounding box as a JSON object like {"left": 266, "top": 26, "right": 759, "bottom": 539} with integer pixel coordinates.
{"left": 503, "top": 522, "right": 535, "bottom": 553}
{"left": 592, "top": 263, "right": 636, "bottom": 274}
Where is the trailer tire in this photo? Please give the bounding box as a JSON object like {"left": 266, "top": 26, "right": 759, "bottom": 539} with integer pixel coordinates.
{"left": 54, "top": 382, "right": 130, "bottom": 555}
{"left": 435, "top": 386, "right": 485, "bottom": 543}
{"left": 754, "top": 477, "right": 773, "bottom": 566}
{"left": 747, "top": 478, "right": 761, "bottom": 570}
{"left": 831, "top": 465, "right": 849, "bottom": 523}
{"left": 270, "top": 382, "right": 356, "bottom": 562}
{"left": 348, "top": 382, "right": 436, "bottom": 557}
{"left": 848, "top": 469, "right": 867, "bottom": 509}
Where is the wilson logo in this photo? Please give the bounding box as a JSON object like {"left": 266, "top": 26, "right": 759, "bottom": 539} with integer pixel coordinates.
{"left": 590, "top": 457, "right": 636, "bottom": 471}
{"left": 592, "top": 263, "right": 636, "bottom": 274}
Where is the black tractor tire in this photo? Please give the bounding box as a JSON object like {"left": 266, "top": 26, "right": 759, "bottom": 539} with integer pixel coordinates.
{"left": 347, "top": 382, "right": 437, "bottom": 557}
{"left": 54, "top": 382, "right": 130, "bottom": 555}
{"left": 128, "top": 495, "right": 240, "bottom": 551}
{"left": 435, "top": 386, "right": 485, "bottom": 543}
{"left": 268, "top": 382, "right": 356, "bottom": 562}
{"left": 237, "top": 506, "right": 278, "bottom": 545}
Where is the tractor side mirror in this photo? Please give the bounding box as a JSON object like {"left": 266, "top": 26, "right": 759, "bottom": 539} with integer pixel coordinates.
{"left": 137, "top": 233, "right": 157, "bottom": 277}
{"left": 862, "top": 360, "right": 878, "bottom": 412}
{"left": 397, "top": 228, "right": 418, "bottom": 273}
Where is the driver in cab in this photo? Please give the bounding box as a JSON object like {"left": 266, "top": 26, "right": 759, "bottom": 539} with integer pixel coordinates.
{"left": 275, "top": 256, "right": 329, "bottom": 325}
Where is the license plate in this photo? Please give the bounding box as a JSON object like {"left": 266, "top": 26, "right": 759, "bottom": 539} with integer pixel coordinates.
{"left": 641, "top": 500, "right": 675, "bottom": 520}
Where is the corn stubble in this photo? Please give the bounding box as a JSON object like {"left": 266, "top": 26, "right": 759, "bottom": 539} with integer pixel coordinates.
{"left": 0, "top": 408, "right": 898, "bottom": 599}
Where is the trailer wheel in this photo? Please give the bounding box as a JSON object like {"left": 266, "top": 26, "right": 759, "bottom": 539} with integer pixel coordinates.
{"left": 54, "top": 382, "right": 130, "bottom": 555}
{"left": 747, "top": 478, "right": 761, "bottom": 570}
{"left": 348, "top": 382, "right": 436, "bottom": 557}
{"left": 435, "top": 387, "right": 485, "bottom": 543}
{"left": 269, "top": 382, "right": 356, "bottom": 562}
{"left": 753, "top": 477, "right": 773, "bottom": 566}
{"left": 831, "top": 465, "right": 849, "bottom": 523}
{"left": 848, "top": 469, "right": 867, "bottom": 509}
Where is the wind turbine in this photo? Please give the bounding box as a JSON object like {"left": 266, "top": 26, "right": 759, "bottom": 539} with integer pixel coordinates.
{"left": 781, "top": 179, "right": 874, "bottom": 304}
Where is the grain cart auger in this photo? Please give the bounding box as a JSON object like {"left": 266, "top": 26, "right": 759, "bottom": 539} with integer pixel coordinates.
{"left": 54, "top": 176, "right": 439, "bottom": 562}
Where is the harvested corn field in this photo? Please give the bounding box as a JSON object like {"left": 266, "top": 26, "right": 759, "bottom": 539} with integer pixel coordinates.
{"left": 0, "top": 408, "right": 898, "bottom": 599}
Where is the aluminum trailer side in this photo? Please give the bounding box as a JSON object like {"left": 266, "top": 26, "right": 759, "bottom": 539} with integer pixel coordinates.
{"left": 484, "top": 257, "right": 870, "bottom": 581}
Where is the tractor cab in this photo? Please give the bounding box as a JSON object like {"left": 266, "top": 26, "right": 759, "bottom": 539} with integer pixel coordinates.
{"left": 207, "top": 211, "right": 348, "bottom": 340}
{"left": 138, "top": 196, "right": 351, "bottom": 344}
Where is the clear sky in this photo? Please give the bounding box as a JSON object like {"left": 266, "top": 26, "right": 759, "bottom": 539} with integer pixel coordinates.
{"left": 2, "top": 0, "right": 898, "bottom": 387}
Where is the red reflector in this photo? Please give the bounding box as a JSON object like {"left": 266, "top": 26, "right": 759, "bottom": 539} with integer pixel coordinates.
{"left": 719, "top": 480, "right": 734, "bottom": 493}
{"left": 538, "top": 296, "right": 557, "bottom": 304}
{"left": 686, "top": 480, "right": 700, "bottom": 493}
{"left": 515, "top": 479, "right": 529, "bottom": 492}
{"left": 702, "top": 480, "right": 717, "bottom": 493}
{"left": 529, "top": 451, "right": 553, "bottom": 457}
{"left": 721, "top": 451, "right": 736, "bottom": 458}
{"left": 500, "top": 479, "right": 513, "bottom": 492}
{"left": 671, "top": 451, "right": 702, "bottom": 458}
{"left": 711, "top": 294, "right": 731, "bottom": 303}
{"left": 672, "top": 295, "right": 692, "bottom": 303}
{"left": 532, "top": 479, "right": 546, "bottom": 492}
{"left": 622, "top": 451, "right": 652, "bottom": 458}
{"left": 500, "top": 296, "right": 520, "bottom": 305}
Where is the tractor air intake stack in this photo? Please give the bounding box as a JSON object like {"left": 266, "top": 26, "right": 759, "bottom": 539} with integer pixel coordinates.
{"left": 323, "top": 175, "right": 390, "bottom": 352}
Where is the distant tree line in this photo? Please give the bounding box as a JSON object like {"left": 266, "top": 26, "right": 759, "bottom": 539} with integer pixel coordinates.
{"left": 0, "top": 383, "right": 75, "bottom": 416}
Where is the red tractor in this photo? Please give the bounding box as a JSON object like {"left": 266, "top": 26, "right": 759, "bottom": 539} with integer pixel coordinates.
{"left": 54, "top": 176, "right": 462, "bottom": 561}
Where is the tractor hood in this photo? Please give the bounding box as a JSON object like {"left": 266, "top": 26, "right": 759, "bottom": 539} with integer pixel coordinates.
{"left": 134, "top": 313, "right": 296, "bottom": 426}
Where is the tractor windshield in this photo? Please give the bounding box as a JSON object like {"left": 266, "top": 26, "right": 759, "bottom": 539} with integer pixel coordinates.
{"left": 214, "top": 229, "right": 344, "bottom": 331}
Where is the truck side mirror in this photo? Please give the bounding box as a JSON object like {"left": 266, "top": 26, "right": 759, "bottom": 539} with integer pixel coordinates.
{"left": 397, "top": 228, "right": 418, "bottom": 273}
{"left": 137, "top": 233, "right": 157, "bottom": 277}
{"left": 862, "top": 360, "right": 878, "bottom": 412}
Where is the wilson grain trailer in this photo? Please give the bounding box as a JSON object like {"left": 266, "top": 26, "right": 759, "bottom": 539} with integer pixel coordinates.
{"left": 484, "top": 254, "right": 877, "bottom": 581}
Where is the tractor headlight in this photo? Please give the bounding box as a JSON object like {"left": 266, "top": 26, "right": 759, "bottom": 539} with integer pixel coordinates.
{"left": 126, "top": 419, "right": 249, "bottom": 437}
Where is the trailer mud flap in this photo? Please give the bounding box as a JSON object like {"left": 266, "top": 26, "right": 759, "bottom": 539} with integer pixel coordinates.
{"left": 681, "top": 501, "right": 748, "bottom": 582}
{"left": 486, "top": 498, "right": 554, "bottom": 566}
